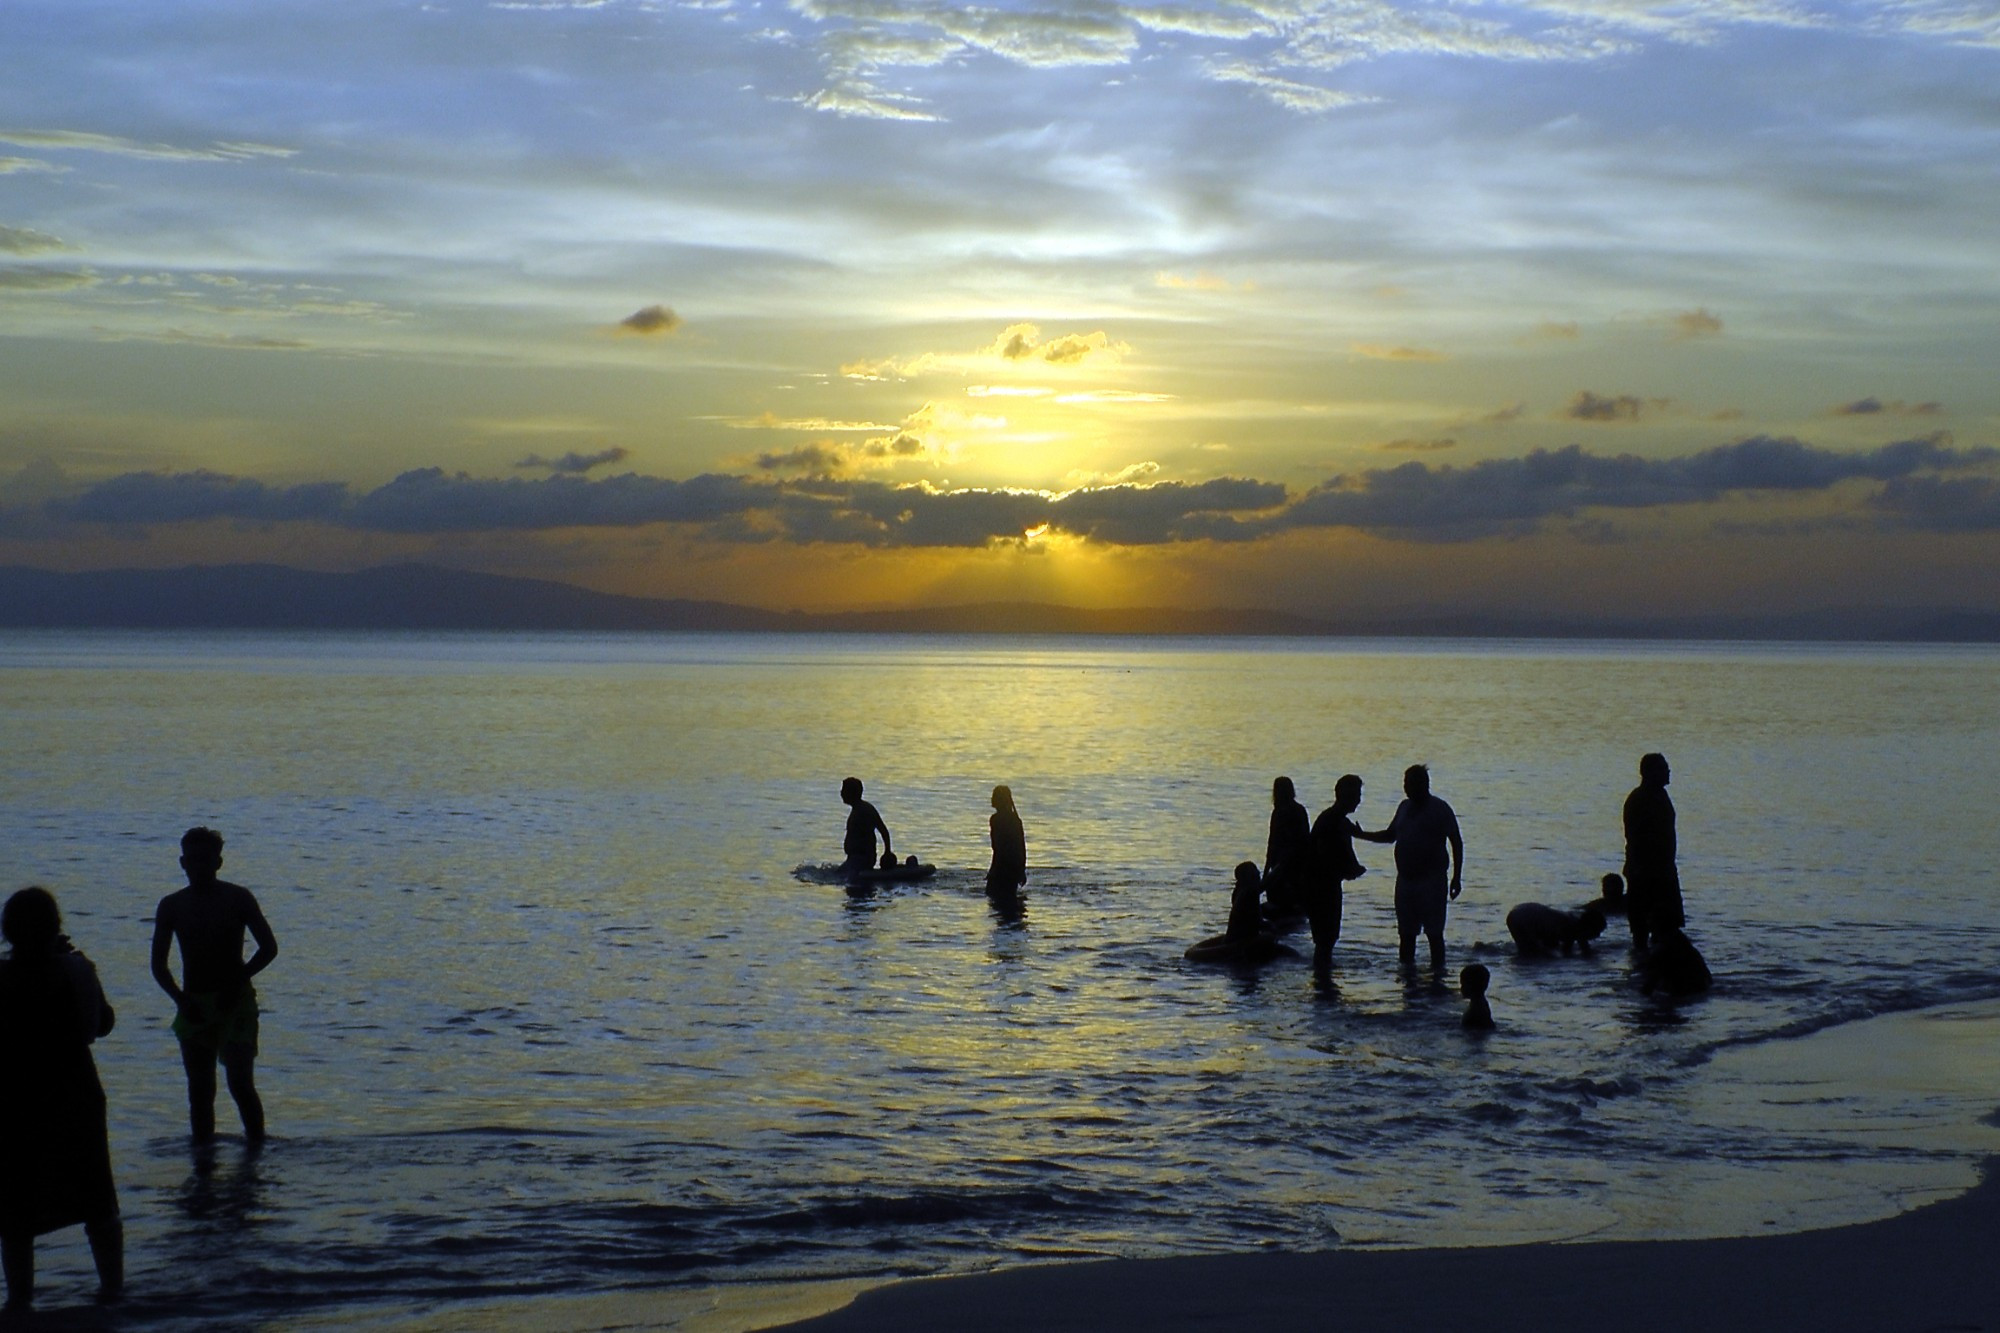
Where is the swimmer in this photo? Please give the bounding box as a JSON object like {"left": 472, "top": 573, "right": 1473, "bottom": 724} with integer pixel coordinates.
{"left": 1460, "top": 963, "right": 1494, "bottom": 1031}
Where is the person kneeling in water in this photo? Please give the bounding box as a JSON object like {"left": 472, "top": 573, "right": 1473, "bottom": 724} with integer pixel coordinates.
{"left": 1505, "top": 901, "right": 1608, "bottom": 956}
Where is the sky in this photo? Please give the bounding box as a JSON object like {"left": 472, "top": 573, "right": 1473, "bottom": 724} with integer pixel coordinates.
{"left": 3, "top": 0, "right": 1998, "bottom": 619}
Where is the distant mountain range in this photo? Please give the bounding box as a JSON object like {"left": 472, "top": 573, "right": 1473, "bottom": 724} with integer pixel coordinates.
{"left": 1, "top": 563, "right": 1996, "bottom": 641}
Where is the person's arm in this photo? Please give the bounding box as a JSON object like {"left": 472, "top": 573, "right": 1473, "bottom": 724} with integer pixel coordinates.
{"left": 1355, "top": 809, "right": 1398, "bottom": 844}
{"left": 872, "top": 807, "right": 893, "bottom": 857}
{"left": 1448, "top": 819, "right": 1464, "bottom": 899}
{"left": 243, "top": 895, "right": 279, "bottom": 982}
{"left": 150, "top": 903, "right": 185, "bottom": 1011}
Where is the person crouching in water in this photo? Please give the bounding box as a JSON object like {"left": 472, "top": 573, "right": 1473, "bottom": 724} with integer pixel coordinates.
{"left": 1304, "top": 774, "right": 1369, "bottom": 969}
{"left": 839, "top": 778, "right": 893, "bottom": 876}
{"left": 986, "top": 785, "right": 1026, "bottom": 897}
{"left": 1, "top": 887, "right": 123, "bottom": 1311}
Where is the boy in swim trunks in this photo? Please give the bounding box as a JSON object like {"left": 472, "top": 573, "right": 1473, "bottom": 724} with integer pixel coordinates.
{"left": 150, "top": 827, "right": 279, "bottom": 1144}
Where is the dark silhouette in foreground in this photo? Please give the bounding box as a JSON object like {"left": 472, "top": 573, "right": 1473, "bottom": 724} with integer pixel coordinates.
{"left": 986, "top": 786, "right": 1026, "bottom": 897}
{"left": 0, "top": 887, "right": 123, "bottom": 1312}
{"left": 150, "top": 827, "right": 279, "bottom": 1145}
{"left": 1305, "top": 774, "right": 1369, "bottom": 969}
{"left": 1185, "top": 863, "right": 1292, "bottom": 965}
{"left": 1593, "top": 872, "right": 1628, "bottom": 919}
{"left": 1622, "top": 753, "right": 1685, "bottom": 950}
{"left": 1637, "top": 927, "right": 1712, "bottom": 997}
{"left": 1262, "top": 777, "right": 1311, "bottom": 914}
{"left": 1505, "top": 902, "right": 1608, "bottom": 956}
{"left": 1459, "top": 963, "right": 1494, "bottom": 1031}
{"left": 1359, "top": 765, "right": 1464, "bottom": 973}
{"left": 839, "top": 778, "right": 893, "bottom": 876}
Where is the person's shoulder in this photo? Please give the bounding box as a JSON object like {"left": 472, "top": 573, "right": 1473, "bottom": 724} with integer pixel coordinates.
{"left": 156, "top": 885, "right": 193, "bottom": 916}
{"left": 219, "top": 880, "right": 266, "bottom": 910}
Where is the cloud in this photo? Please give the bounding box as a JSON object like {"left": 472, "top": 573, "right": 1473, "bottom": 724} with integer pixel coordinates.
{"left": 725, "top": 413, "right": 900, "bottom": 431}
{"left": 515, "top": 447, "right": 632, "bottom": 474}
{"left": 1052, "top": 389, "right": 1174, "bottom": 404}
{"left": 1379, "top": 437, "right": 1459, "bottom": 452}
{"left": 1530, "top": 321, "right": 1580, "bottom": 341}
{"left": 1351, "top": 343, "right": 1447, "bottom": 362}
{"left": 1278, "top": 434, "right": 1998, "bottom": 541}
{"left": 0, "top": 267, "right": 95, "bottom": 291}
{"left": 0, "top": 158, "right": 65, "bottom": 175}
{"left": 0, "top": 129, "right": 294, "bottom": 162}
{"left": 986, "top": 322, "right": 1129, "bottom": 366}
{"left": 616, "top": 304, "right": 682, "bottom": 335}
{"left": 1565, "top": 391, "right": 1649, "bottom": 422}
{"left": 1833, "top": 397, "right": 1944, "bottom": 417}
{"left": 1204, "top": 61, "right": 1374, "bottom": 113}
{"left": 1867, "top": 476, "right": 2000, "bottom": 530}
{"left": 967, "top": 385, "right": 1052, "bottom": 398}
{"left": 1668, "top": 308, "right": 1724, "bottom": 339}
{"left": 1062, "top": 461, "right": 1161, "bottom": 488}
{"left": 0, "top": 226, "right": 69, "bottom": 255}
{"left": 52, "top": 470, "right": 348, "bottom": 524}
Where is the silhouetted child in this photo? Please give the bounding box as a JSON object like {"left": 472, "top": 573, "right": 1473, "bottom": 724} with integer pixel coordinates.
{"left": 881, "top": 850, "right": 899, "bottom": 871}
{"left": 1637, "top": 927, "right": 1712, "bottom": 997}
{"left": 1226, "top": 861, "right": 1264, "bottom": 943}
{"left": 1505, "top": 901, "right": 1608, "bottom": 955}
{"left": 1460, "top": 963, "right": 1494, "bottom": 1030}
{"left": 1596, "top": 872, "right": 1628, "bottom": 918}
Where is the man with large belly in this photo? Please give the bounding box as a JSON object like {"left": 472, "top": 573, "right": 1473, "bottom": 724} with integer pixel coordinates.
{"left": 1361, "top": 765, "right": 1464, "bottom": 973}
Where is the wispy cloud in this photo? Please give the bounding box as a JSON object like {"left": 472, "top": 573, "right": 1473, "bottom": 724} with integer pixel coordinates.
{"left": 0, "top": 226, "right": 70, "bottom": 255}
{"left": 0, "top": 129, "right": 294, "bottom": 162}
{"left": 1351, "top": 343, "right": 1447, "bottom": 362}
{"left": 515, "top": 447, "right": 632, "bottom": 474}
{"left": 616, "top": 304, "right": 682, "bottom": 335}
{"left": 1833, "top": 396, "right": 1944, "bottom": 417}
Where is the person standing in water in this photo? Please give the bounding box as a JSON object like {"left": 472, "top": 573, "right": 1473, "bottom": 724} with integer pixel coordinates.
{"left": 0, "top": 887, "right": 123, "bottom": 1312}
{"left": 986, "top": 786, "right": 1026, "bottom": 896}
{"left": 150, "top": 826, "right": 279, "bottom": 1145}
{"left": 838, "top": 778, "right": 893, "bottom": 875}
{"left": 1262, "top": 776, "right": 1312, "bottom": 914}
{"left": 1305, "top": 774, "right": 1369, "bottom": 969}
{"left": 1622, "top": 753, "right": 1684, "bottom": 950}
{"left": 1359, "top": 765, "right": 1464, "bottom": 973}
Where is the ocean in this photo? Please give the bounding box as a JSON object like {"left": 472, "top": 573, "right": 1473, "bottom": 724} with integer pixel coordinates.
{"left": 4, "top": 631, "right": 1999, "bottom": 1329}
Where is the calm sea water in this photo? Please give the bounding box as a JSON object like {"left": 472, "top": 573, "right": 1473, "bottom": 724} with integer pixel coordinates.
{"left": 4, "top": 631, "right": 1999, "bottom": 1328}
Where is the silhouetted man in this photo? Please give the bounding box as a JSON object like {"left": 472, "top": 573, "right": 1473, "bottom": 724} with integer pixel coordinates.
{"left": 1361, "top": 765, "right": 1463, "bottom": 972}
{"left": 150, "top": 827, "right": 278, "bottom": 1144}
{"left": 1263, "top": 776, "right": 1311, "bottom": 913}
{"left": 1305, "top": 774, "right": 1369, "bottom": 968}
{"left": 1622, "top": 753, "right": 1684, "bottom": 950}
{"left": 839, "top": 778, "right": 893, "bottom": 875}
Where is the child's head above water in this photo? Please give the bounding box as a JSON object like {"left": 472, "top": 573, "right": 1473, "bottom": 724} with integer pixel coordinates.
{"left": 1599, "top": 872, "right": 1625, "bottom": 905}
{"left": 880, "top": 850, "right": 899, "bottom": 870}
{"left": 1459, "top": 963, "right": 1491, "bottom": 999}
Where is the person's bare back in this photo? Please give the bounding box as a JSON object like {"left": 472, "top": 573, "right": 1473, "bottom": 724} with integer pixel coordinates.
{"left": 153, "top": 880, "right": 271, "bottom": 998}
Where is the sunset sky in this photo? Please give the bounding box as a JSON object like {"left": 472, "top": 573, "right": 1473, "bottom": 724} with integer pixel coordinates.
{"left": 3, "top": 0, "right": 1998, "bottom": 618}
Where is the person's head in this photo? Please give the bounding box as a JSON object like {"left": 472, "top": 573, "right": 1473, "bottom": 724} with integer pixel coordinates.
{"left": 1639, "top": 752, "right": 1670, "bottom": 786}
{"left": 1334, "top": 773, "right": 1363, "bottom": 813}
{"left": 840, "top": 777, "right": 863, "bottom": 805}
{"left": 1234, "top": 860, "right": 1261, "bottom": 891}
{"left": 1, "top": 886, "right": 61, "bottom": 954}
{"left": 1577, "top": 902, "right": 1608, "bottom": 941}
{"left": 1600, "top": 872, "right": 1625, "bottom": 904}
{"left": 180, "top": 825, "right": 225, "bottom": 880}
{"left": 905, "top": 854, "right": 919, "bottom": 868}
{"left": 880, "top": 850, "right": 898, "bottom": 870}
{"left": 1459, "top": 962, "right": 1490, "bottom": 1000}
{"left": 1403, "top": 764, "right": 1430, "bottom": 800}
{"left": 1272, "top": 776, "right": 1295, "bottom": 805}
{"left": 991, "top": 784, "right": 1014, "bottom": 812}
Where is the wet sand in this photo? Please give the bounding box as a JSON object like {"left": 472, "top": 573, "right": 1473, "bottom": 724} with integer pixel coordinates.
{"left": 761, "top": 1154, "right": 2000, "bottom": 1333}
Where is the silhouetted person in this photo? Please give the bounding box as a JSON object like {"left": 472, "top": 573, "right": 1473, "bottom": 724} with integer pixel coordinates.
{"left": 1506, "top": 901, "right": 1608, "bottom": 956}
{"left": 1638, "top": 927, "right": 1712, "bottom": 998}
{"left": 150, "top": 827, "right": 278, "bottom": 1145}
{"left": 1596, "top": 872, "right": 1628, "bottom": 919}
{"left": 1262, "top": 777, "right": 1311, "bottom": 914}
{"left": 1226, "top": 861, "right": 1265, "bottom": 943}
{"left": 1359, "top": 765, "right": 1464, "bottom": 972}
{"left": 1622, "top": 753, "right": 1685, "bottom": 950}
{"left": 839, "top": 778, "right": 893, "bottom": 876}
{"left": 986, "top": 785, "right": 1026, "bottom": 896}
{"left": 1305, "top": 774, "right": 1369, "bottom": 968}
{"left": 1460, "top": 963, "right": 1494, "bottom": 1031}
{"left": 1, "top": 888, "right": 122, "bottom": 1311}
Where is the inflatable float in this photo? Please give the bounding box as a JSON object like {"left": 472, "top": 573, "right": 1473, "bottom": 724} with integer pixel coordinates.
{"left": 848, "top": 861, "right": 937, "bottom": 885}
{"left": 1184, "top": 930, "right": 1294, "bottom": 964}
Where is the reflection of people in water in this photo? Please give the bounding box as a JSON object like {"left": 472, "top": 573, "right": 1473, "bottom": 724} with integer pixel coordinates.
{"left": 150, "top": 827, "right": 279, "bottom": 1145}
{"left": 839, "top": 777, "right": 893, "bottom": 875}
{"left": 1506, "top": 901, "right": 1607, "bottom": 955}
{"left": 1359, "top": 765, "right": 1464, "bottom": 972}
{"left": 1460, "top": 963, "right": 1494, "bottom": 1031}
{"left": 986, "top": 785, "right": 1026, "bottom": 895}
{"left": 1305, "top": 774, "right": 1369, "bottom": 968}
{"left": 1622, "top": 753, "right": 1685, "bottom": 950}
{"left": 1638, "top": 927, "right": 1712, "bottom": 997}
{"left": 1, "top": 887, "right": 123, "bottom": 1311}
{"left": 1263, "top": 776, "right": 1311, "bottom": 913}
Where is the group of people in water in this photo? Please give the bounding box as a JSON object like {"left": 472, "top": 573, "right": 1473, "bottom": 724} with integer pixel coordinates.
{"left": 0, "top": 826, "right": 276, "bottom": 1313}
{"left": 839, "top": 753, "right": 1712, "bottom": 1032}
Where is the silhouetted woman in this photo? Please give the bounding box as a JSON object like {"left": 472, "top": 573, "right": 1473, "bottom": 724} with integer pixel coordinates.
{"left": 986, "top": 786, "right": 1026, "bottom": 895}
{"left": 0, "top": 887, "right": 122, "bottom": 1311}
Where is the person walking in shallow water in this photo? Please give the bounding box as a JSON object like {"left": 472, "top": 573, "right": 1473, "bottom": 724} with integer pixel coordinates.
{"left": 1, "top": 887, "right": 123, "bottom": 1311}
{"left": 986, "top": 785, "right": 1026, "bottom": 896}
{"left": 1622, "top": 753, "right": 1684, "bottom": 950}
{"left": 1359, "top": 765, "right": 1463, "bottom": 973}
{"left": 150, "top": 826, "right": 278, "bottom": 1145}
{"left": 1305, "top": 774, "right": 1369, "bottom": 968}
